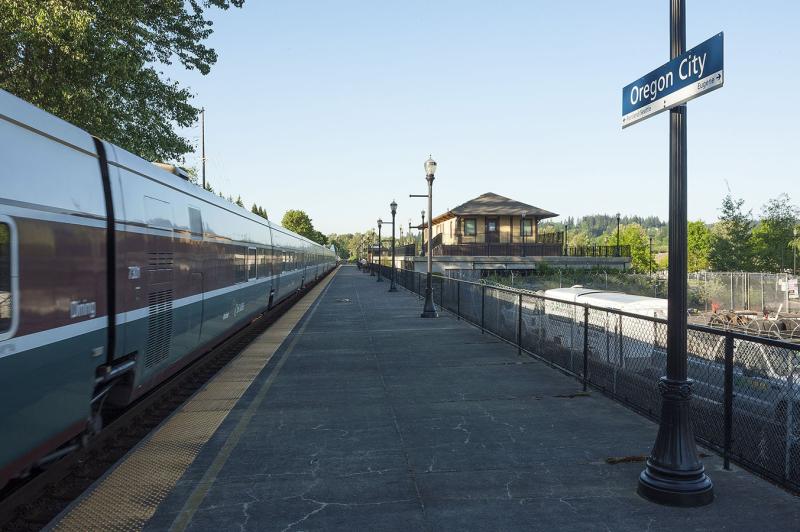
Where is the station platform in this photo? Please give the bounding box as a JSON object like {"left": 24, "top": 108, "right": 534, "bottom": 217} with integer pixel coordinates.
{"left": 51, "top": 265, "right": 799, "bottom": 531}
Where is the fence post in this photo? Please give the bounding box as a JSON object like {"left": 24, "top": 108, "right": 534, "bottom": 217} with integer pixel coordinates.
{"left": 583, "top": 305, "right": 589, "bottom": 392}
{"left": 457, "top": 281, "right": 461, "bottom": 320}
{"left": 481, "top": 284, "right": 486, "bottom": 334}
{"left": 517, "top": 293, "right": 523, "bottom": 355}
{"left": 723, "top": 333, "right": 734, "bottom": 471}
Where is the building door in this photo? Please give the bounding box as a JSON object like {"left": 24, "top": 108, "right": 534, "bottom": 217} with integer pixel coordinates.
{"left": 485, "top": 218, "right": 499, "bottom": 243}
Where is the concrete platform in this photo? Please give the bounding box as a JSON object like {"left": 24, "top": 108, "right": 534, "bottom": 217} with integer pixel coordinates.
{"left": 60, "top": 266, "right": 800, "bottom": 531}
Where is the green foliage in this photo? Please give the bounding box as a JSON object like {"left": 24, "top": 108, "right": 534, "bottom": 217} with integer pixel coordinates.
{"left": 235, "top": 195, "right": 244, "bottom": 208}
{"left": 547, "top": 214, "right": 669, "bottom": 256}
{"left": 709, "top": 194, "right": 753, "bottom": 271}
{"left": 281, "top": 210, "right": 314, "bottom": 237}
{"left": 0, "top": 0, "right": 244, "bottom": 161}
{"left": 281, "top": 209, "right": 327, "bottom": 245}
{"left": 750, "top": 194, "right": 798, "bottom": 272}
{"left": 687, "top": 221, "right": 712, "bottom": 272}
{"left": 594, "top": 223, "right": 652, "bottom": 272}
{"left": 251, "top": 204, "right": 268, "bottom": 220}
{"left": 327, "top": 231, "right": 378, "bottom": 261}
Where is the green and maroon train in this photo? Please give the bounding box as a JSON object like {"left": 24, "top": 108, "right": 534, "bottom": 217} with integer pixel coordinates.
{"left": 0, "top": 89, "right": 336, "bottom": 487}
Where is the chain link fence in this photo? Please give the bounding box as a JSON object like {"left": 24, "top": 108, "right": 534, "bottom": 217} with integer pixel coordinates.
{"left": 482, "top": 270, "right": 798, "bottom": 315}
{"left": 375, "top": 264, "right": 800, "bottom": 494}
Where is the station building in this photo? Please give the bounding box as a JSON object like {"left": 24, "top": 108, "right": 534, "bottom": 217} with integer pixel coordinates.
{"left": 383, "top": 192, "right": 630, "bottom": 276}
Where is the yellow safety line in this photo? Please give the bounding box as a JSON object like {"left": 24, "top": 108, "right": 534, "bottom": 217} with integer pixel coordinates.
{"left": 52, "top": 270, "right": 338, "bottom": 532}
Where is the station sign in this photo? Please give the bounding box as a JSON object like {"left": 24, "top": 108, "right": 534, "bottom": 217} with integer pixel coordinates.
{"left": 622, "top": 33, "right": 723, "bottom": 128}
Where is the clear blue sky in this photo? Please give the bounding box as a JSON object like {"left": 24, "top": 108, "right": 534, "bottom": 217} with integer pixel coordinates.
{"left": 171, "top": 1, "right": 799, "bottom": 234}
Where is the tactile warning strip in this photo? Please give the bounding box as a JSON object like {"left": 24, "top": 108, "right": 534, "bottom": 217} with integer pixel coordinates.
{"left": 51, "top": 271, "right": 336, "bottom": 532}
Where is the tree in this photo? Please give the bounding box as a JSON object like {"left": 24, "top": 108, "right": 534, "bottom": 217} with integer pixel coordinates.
{"left": 750, "top": 194, "right": 798, "bottom": 272}
{"left": 281, "top": 210, "right": 314, "bottom": 237}
{"left": 709, "top": 194, "right": 753, "bottom": 271}
{"left": 251, "top": 204, "right": 268, "bottom": 220}
{"left": 281, "top": 209, "right": 328, "bottom": 245}
{"left": 235, "top": 195, "right": 244, "bottom": 208}
{"left": 0, "top": 1, "right": 244, "bottom": 162}
{"left": 687, "top": 221, "right": 712, "bottom": 272}
{"left": 619, "top": 224, "right": 652, "bottom": 273}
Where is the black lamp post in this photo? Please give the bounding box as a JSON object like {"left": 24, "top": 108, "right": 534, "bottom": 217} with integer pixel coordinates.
{"left": 794, "top": 227, "right": 797, "bottom": 275}
{"left": 389, "top": 200, "right": 398, "bottom": 292}
{"left": 369, "top": 232, "right": 376, "bottom": 276}
{"left": 420, "top": 210, "right": 426, "bottom": 257}
{"left": 421, "top": 157, "right": 438, "bottom": 318}
{"left": 649, "top": 235, "right": 654, "bottom": 275}
{"left": 616, "top": 212, "right": 621, "bottom": 257}
{"left": 376, "top": 219, "right": 383, "bottom": 282}
{"left": 521, "top": 212, "right": 527, "bottom": 257}
{"left": 637, "top": 0, "right": 713, "bottom": 507}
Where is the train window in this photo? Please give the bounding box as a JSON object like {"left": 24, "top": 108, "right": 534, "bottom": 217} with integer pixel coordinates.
{"left": 248, "top": 247, "right": 257, "bottom": 280}
{"left": 188, "top": 207, "right": 203, "bottom": 237}
{"left": 0, "top": 223, "right": 13, "bottom": 335}
{"left": 259, "top": 249, "right": 270, "bottom": 278}
{"left": 144, "top": 196, "right": 173, "bottom": 230}
{"left": 234, "top": 248, "right": 246, "bottom": 283}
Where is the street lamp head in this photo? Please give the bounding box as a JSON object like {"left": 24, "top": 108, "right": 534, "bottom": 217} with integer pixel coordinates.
{"left": 390, "top": 199, "right": 397, "bottom": 215}
{"left": 421, "top": 210, "right": 425, "bottom": 220}
{"left": 616, "top": 212, "right": 621, "bottom": 221}
{"left": 424, "top": 156, "right": 437, "bottom": 177}
{"left": 521, "top": 211, "right": 526, "bottom": 220}
{"left": 377, "top": 218, "right": 382, "bottom": 228}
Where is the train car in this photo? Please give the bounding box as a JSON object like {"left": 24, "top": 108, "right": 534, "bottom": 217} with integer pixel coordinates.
{"left": 538, "top": 286, "right": 799, "bottom": 446}
{"left": 0, "top": 89, "right": 335, "bottom": 486}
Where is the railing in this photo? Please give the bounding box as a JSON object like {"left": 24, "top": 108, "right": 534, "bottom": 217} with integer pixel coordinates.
{"left": 433, "top": 243, "right": 564, "bottom": 257}
{"left": 374, "top": 264, "right": 800, "bottom": 494}
{"left": 425, "top": 243, "right": 630, "bottom": 258}
{"left": 565, "top": 245, "right": 631, "bottom": 257}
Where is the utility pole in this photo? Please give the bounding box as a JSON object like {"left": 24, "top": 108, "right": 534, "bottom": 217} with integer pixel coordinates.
{"left": 200, "top": 108, "right": 206, "bottom": 190}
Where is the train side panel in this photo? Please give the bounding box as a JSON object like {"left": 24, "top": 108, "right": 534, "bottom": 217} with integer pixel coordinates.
{"left": 106, "top": 146, "right": 277, "bottom": 401}
{"left": 0, "top": 91, "right": 107, "bottom": 483}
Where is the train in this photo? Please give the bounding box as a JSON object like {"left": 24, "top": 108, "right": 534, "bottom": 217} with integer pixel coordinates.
{"left": 0, "top": 88, "right": 337, "bottom": 487}
{"left": 535, "top": 287, "right": 799, "bottom": 451}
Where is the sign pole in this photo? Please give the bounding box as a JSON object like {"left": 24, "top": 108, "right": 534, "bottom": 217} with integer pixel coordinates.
{"left": 638, "top": 0, "right": 714, "bottom": 506}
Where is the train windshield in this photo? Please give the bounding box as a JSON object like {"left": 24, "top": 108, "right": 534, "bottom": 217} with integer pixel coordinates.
{"left": 0, "top": 223, "right": 11, "bottom": 333}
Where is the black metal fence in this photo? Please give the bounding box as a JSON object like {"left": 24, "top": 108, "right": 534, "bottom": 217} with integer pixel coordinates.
{"left": 377, "top": 264, "right": 800, "bottom": 494}
{"left": 433, "top": 243, "right": 564, "bottom": 257}
{"left": 565, "top": 244, "right": 632, "bottom": 257}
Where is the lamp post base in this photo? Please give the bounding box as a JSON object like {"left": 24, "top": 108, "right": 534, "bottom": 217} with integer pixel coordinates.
{"left": 388, "top": 285, "right": 397, "bottom": 292}
{"left": 638, "top": 378, "right": 714, "bottom": 507}
{"left": 420, "top": 288, "right": 438, "bottom": 318}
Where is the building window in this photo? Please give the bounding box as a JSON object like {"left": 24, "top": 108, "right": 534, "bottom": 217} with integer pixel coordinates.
{"left": 464, "top": 218, "right": 476, "bottom": 236}
{"left": 521, "top": 218, "right": 533, "bottom": 237}
{"left": 0, "top": 222, "right": 13, "bottom": 335}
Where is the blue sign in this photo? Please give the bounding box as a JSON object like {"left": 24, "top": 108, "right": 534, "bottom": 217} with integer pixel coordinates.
{"left": 622, "top": 33, "right": 723, "bottom": 128}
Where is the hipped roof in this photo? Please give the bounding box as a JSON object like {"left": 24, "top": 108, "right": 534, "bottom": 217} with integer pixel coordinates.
{"left": 426, "top": 192, "right": 558, "bottom": 227}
